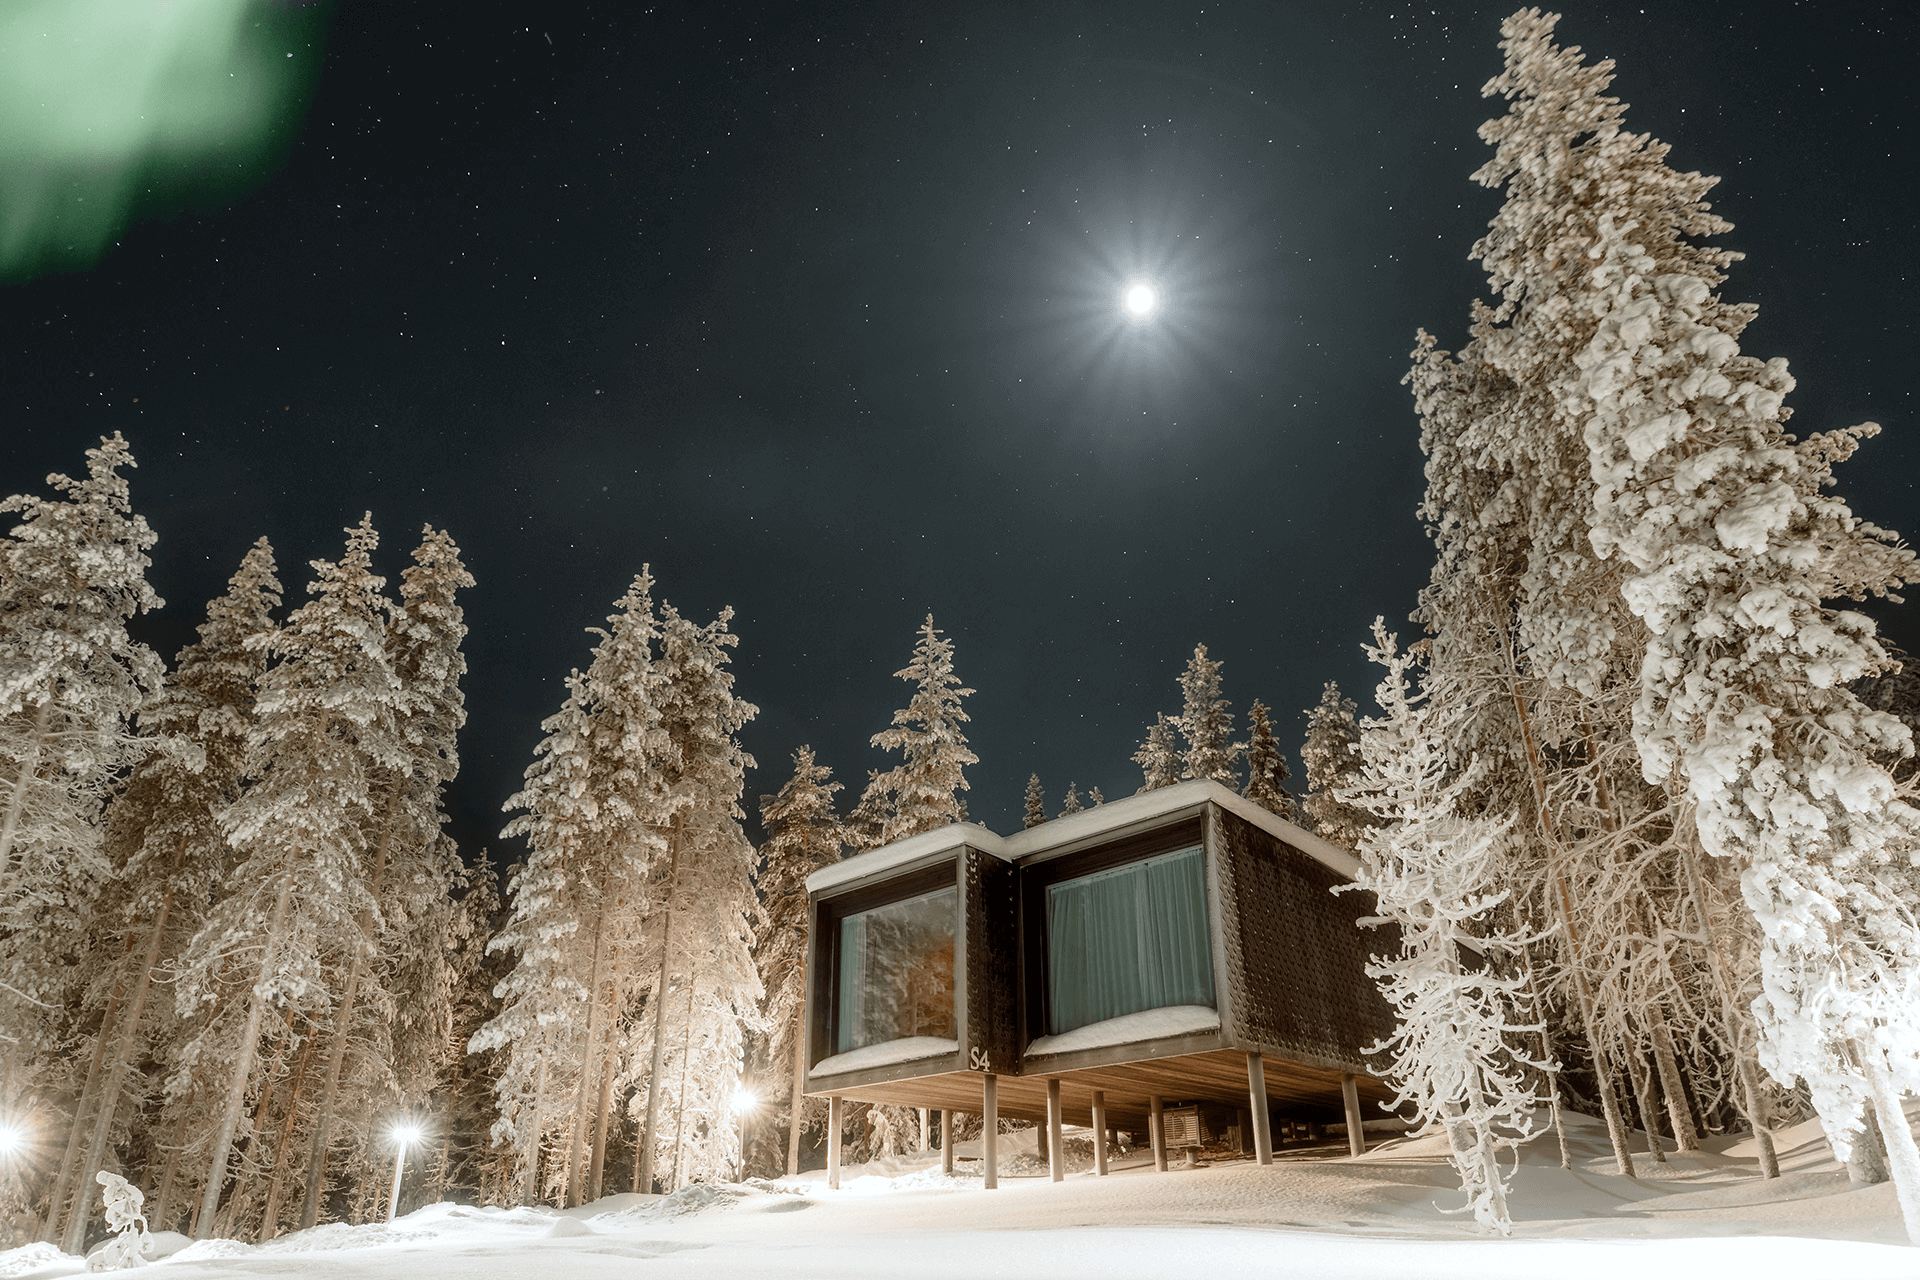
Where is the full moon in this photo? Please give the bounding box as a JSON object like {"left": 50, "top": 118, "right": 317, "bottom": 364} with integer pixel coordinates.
{"left": 1122, "top": 279, "right": 1159, "bottom": 320}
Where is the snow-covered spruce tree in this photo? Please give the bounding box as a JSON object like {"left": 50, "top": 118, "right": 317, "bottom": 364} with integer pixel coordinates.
{"left": 49, "top": 540, "right": 280, "bottom": 1252}
{"left": 1238, "top": 699, "right": 1297, "bottom": 821}
{"left": 295, "top": 526, "right": 472, "bottom": 1232}
{"left": 1340, "top": 622, "right": 1543, "bottom": 1236}
{"left": 752, "top": 747, "right": 843, "bottom": 1177}
{"left": 628, "top": 602, "right": 760, "bottom": 1192}
{"left": 1479, "top": 7, "right": 1920, "bottom": 1230}
{"left": 1060, "top": 784, "right": 1083, "bottom": 816}
{"left": 176, "top": 514, "right": 406, "bottom": 1238}
{"left": 1176, "top": 644, "right": 1239, "bottom": 785}
{"left": 853, "top": 616, "right": 977, "bottom": 847}
{"left": 478, "top": 570, "right": 672, "bottom": 1207}
{"left": 1087, "top": 786, "right": 1104, "bottom": 806}
{"left": 0, "top": 434, "right": 164, "bottom": 1073}
{"left": 1400, "top": 11, "right": 1805, "bottom": 1178}
{"left": 1131, "top": 714, "right": 1181, "bottom": 793}
{"left": 472, "top": 672, "right": 600, "bottom": 1207}
{"left": 1301, "top": 682, "right": 1374, "bottom": 848}
{"left": 1022, "top": 774, "right": 1046, "bottom": 828}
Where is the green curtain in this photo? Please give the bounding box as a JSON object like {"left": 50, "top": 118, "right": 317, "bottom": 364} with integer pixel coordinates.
{"left": 1045, "top": 846, "right": 1213, "bottom": 1035}
{"left": 836, "top": 886, "right": 957, "bottom": 1053}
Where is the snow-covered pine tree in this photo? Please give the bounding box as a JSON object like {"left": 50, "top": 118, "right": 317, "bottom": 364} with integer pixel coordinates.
{"left": 854, "top": 616, "right": 977, "bottom": 846}
{"left": 752, "top": 747, "right": 843, "bottom": 1177}
{"left": 629, "top": 601, "right": 760, "bottom": 1192}
{"left": 176, "top": 515, "right": 406, "bottom": 1238}
{"left": 478, "top": 570, "right": 671, "bottom": 1207}
{"left": 1022, "top": 774, "right": 1046, "bottom": 828}
{"left": 295, "top": 526, "right": 472, "bottom": 1231}
{"left": 1340, "top": 622, "right": 1544, "bottom": 1236}
{"left": 472, "top": 671, "right": 599, "bottom": 1207}
{"left": 1059, "top": 784, "right": 1083, "bottom": 815}
{"left": 1086, "top": 787, "right": 1104, "bottom": 806}
{"left": 0, "top": 435, "right": 164, "bottom": 1072}
{"left": 1238, "top": 699, "right": 1297, "bottom": 820}
{"left": 1400, "top": 10, "right": 1791, "bottom": 1181}
{"left": 1502, "top": 3, "right": 1920, "bottom": 1231}
{"left": 49, "top": 540, "right": 280, "bottom": 1252}
{"left": 1301, "top": 683, "right": 1373, "bottom": 847}
{"left": 1175, "top": 644, "right": 1239, "bottom": 785}
{"left": 1131, "top": 714, "right": 1181, "bottom": 793}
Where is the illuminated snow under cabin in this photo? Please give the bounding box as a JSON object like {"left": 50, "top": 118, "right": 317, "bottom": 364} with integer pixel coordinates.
{"left": 801, "top": 778, "right": 1395, "bottom": 1185}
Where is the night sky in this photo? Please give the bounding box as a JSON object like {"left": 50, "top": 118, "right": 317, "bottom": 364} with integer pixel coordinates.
{"left": 5, "top": 1, "right": 1916, "bottom": 860}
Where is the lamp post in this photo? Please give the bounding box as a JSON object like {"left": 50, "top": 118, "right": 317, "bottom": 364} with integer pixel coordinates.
{"left": 387, "top": 1124, "right": 423, "bottom": 1222}
{"left": 729, "top": 1087, "right": 758, "bottom": 1181}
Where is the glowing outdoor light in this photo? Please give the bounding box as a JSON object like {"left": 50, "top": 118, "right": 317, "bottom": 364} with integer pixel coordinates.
{"left": 0, "top": 1119, "right": 24, "bottom": 1157}
{"left": 731, "top": 1086, "right": 759, "bottom": 1181}
{"left": 387, "top": 1122, "right": 424, "bottom": 1222}
{"left": 1122, "top": 279, "right": 1159, "bottom": 320}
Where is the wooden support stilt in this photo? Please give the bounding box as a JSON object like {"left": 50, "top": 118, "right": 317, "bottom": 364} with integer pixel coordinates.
{"left": 1091, "top": 1091, "right": 1108, "bottom": 1176}
{"left": 1246, "top": 1051, "right": 1273, "bottom": 1166}
{"left": 983, "top": 1075, "right": 999, "bottom": 1190}
{"left": 1046, "top": 1079, "right": 1064, "bottom": 1183}
{"left": 1149, "top": 1095, "right": 1167, "bottom": 1172}
{"left": 1341, "top": 1074, "right": 1366, "bottom": 1157}
{"left": 826, "top": 1096, "right": 842, "bottom": 1190}
{"left": 940, "top": 1111, "right": 954, "bottom": 1175}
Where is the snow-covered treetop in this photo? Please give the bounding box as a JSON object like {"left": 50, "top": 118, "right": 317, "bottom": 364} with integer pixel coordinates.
{"left": 860, "top": 615, "right": 977, "bottom": 845}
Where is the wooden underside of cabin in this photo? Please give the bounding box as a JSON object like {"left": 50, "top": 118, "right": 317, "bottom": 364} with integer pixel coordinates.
{"left": 806, "top": 1048, "right": 1394, "bottom": 1129}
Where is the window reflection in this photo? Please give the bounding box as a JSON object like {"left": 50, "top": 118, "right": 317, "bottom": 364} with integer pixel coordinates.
{"left": 835, "top": 887, "right": 956, "bottom": 1053}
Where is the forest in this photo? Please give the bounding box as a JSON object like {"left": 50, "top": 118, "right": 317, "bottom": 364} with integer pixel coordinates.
{"left": 3, "top": 9, "right": 1919, "bottom": 1254}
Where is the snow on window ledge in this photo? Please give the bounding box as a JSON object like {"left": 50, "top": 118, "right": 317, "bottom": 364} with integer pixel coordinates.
{"left": 1025, "top": 1005, "right": 1221, "bottom": 1058}
{"left": 811, "top": 1036, "right": 960, "bottom": 1077}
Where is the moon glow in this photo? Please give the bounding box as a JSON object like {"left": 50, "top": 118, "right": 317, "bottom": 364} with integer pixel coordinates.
{"left": 1122, "top": 279, "right": 1159, "bottom": 320}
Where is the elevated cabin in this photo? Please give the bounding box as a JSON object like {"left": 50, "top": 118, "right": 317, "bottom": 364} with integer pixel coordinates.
{"left": 801, "top": 779, "right": 1395, "bottom": 1185}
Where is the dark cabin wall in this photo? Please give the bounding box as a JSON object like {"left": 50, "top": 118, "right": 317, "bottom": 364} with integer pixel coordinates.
{"left": 1215, "top": 807, "right": 1395, "bottom": 1073}
{"left": 962, "top": 848, "right": 1018, "bottom": 1077}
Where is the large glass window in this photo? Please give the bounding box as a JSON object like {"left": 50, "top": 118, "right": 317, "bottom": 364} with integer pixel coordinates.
{"left": 1045, "top": 846, "right": 1214, "bottom": 1035}
{"left": 835, "top": 887, "right": 957, "bottom": 1053}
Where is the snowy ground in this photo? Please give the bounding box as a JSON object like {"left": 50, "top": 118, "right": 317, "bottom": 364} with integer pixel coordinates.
{"left": 9, "top": 1109, "right": 1916, "bottom": 1279}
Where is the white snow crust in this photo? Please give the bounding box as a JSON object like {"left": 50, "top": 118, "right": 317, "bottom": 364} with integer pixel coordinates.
{"left": 1024, "top": 1005, "right": 1221, "bottom": 1058}
{"left": 811, "top": 1035, "right": 958, "bottom": 1076}
{"left": 8, "top": 1106, "right": 1920, "bottom": 1280}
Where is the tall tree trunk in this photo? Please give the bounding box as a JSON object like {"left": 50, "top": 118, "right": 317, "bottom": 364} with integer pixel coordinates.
{"left": 1862, "top": 1051, "right": 1920, "bottom": 1245}
{"left": 1649, "top": 1018, "right": 1700, "bottom": 1152}
{"left": 195, "top": 883, "right": 294, "bottom": 1239}
{"left": 1626, "top": 1051, "right": 1667, "bottom": 1162}
{"left": 786, "top": 1001, "right": 806, "bottom": 1178}
{"left": 565, "top": 920, "right": 608, "bottom": 1207}
{"left": 62, "top": 892, "right": 177, "bottom": 1254}
{"left": 521, "top": 1045, "right": 549, "bottom": 1205}
{"left": 43, "top": 924, "right": 137, "bottom": 1246}
{"left": 299, "top": 797, "right": 395, "bottom": 1229}
{"left": 153, "top": 1148, "right": 180, "bottom": 1234}
{"left": 1494, "top": 624, "right": 1634, "bottom": 1177}
{"left": 259, "top": 1027, "right": 318, "bottom": 1240}
{"left": 1676, "top": 837, "right": 1778, "bottom": 1177}
{"left": 668, "top": 964, "right": 699, "bottom": 1190}
{"left": 220, "top": 1007, "right": 298, "bottom": 1240}
{"left": 636, "top": 825, "right": 682, "bottom": 1195}
{"left": 589, "top": 1018, "right": 617, "bottom": 1202}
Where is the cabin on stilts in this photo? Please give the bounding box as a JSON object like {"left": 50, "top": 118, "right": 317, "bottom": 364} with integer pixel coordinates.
{"left": 800, "top": 778, "right": 1395, "bottom": 1187}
